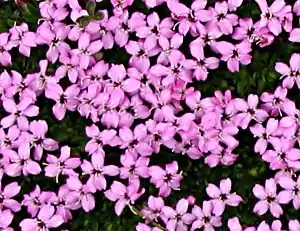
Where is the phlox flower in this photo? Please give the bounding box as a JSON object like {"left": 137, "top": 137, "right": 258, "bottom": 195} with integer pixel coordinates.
{"left": 45, "top": 146, "right": 81, "bottom": 181}
{"left": 254, "top": 0, "right": 288, "bottom": 35}
{"left": 104, "top": 179, "right": 145, "bottom": 216}
{"left": 215, "top": 40, "right": 252, "bottom": 72}
{"left": 161, "top": 198, "right": 195, "bottom": 231}
{"left": 191, "top": 200, "right": 222, "bottom": 231}
{"left": 206, "top": 178, "right": 243, "bottom": 216}
{"left": 0, "top": 182, "right": 21, "bottom": 212}
{"left": 277, "top": 175, "right": 300, "bottom": 209}
{"left": 253, "top": 178, "right": 283, "bottom": 218}
{"left": 275, "top": 53, "right": 300, "bottom": 89}
{"left": 4, "top": 143, "right": 41, "bottom": 177}
{"left": 20, "top": 205, "right": 64, "bottom": 231}
{"left": 81, "top": 153, "right": 119, "bottom": 191}
{"left": 149, "top": 161, "right": 183, "bottom": 197}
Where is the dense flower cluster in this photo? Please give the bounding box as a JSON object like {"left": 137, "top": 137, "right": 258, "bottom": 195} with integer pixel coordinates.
{"left": 1, "top": 0, "right": 300, "bottom": 230}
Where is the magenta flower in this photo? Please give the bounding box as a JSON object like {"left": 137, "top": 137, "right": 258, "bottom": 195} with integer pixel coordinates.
{"left": 72, "top": 32, "right": 103, "bottom": 69}
{"left": 1, "top": 97, "right": 39, "bottom": 129}
{"left": 0, "top": 209, "right": 14, "bottom": 231}
{"left": 0, "top": 182, "right": 21, "bottom": 212}
{"left": 135, "top": 12, "right": 174, "bottom": 51}
{"left": 216, "top": 40, "right": 252, "bottom": 72}
{"left": 150, "top": 50, "right": 192, "bottom": 86}
{"left": 183, "top": 38, "right": 219, "bottom": 81}
{"left": 22, "top": 185, "right": 57, "bottom": 217}
{"left": 254, "top": 0, "right": 287, "bottom": 35}
{"left": 120, "top": 151, "right": 150, "bottom": 180}
{"left": 275, "top": 53, "right": 300, "bottom": 89}
{"left": 104, "top": 179, "right": 145, "bottom": 216}
{"left": 85, "top": 124, "right": 119, "bottom": 155}
{"left": 4, "top": 143, "right": 41, "bottom": 177}
{"left": 0, "top": 33, "right": 13, "bottom": 66}
{"left": 233, "top": 94, "right": 268, "bottom": 129}
{"left": 253, "top": 178, "right": 283, "bottom": 218}
{"left": 29, "top": 120, "right": 59, "bottom": 160}
{"left": 45, "top": 146, "right": 81, "bottom": 181}
{"left": 227, "top": 217, "right": 255, "bottom": 231}
{"left": 289, "top": 220, "right": 300, "bottom": 231}
{"left": 208, "top": 1, "right": 238, "bottom": 35}
{"left": 36, "top": 22, "right": 70, "bottom": 63}
{"left": 119, "top": 125, "right": 153, "bottom": 156}
{"left": 20, "top": 205, "right": 64, "bottom": 231}
{"left": 66, "top": 176, "right": 96, "bottom": 212}
{"left": 9, "top": 23, "right": 37, "bottom": 57}
{"left": 262, "top": 138, "right": 300, "bottom": 170}
{"left": 277, "top": 175, "right": 300, "bottom": 209}
{"left": 161, "top": 198, "right": 195, "bottom": 231}
{"left": 149, "top": 161, "right": 183, "bottom": 197}
{"left": 81, "top": 153, "right": 119, "bottom": 191}
{"left": 167, "top": 0, "right": 212, "bottom": 36}
{"left": 250, "top": 118, "right": 279, "bottom": 154}
{"left": 191, "top": 201, "right": 222, "bottom": 231}
{"left": 45, "top": 83, "right": 79, "bottom": 120}
{"left": 141, "top": 196, "right": 165, "bottom": 222}
{"left": 206, "top": 178, "right": 243, "bottom": 216}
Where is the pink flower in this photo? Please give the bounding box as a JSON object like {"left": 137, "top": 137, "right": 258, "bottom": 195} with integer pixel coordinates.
{"left": 253, "top": 178, "right": 283, "bottom": 218}
{"left": 141, "top": 196, "right": 165, "bottom": 221}
{"left": 81, "top": 153, "right": 119, "bottom": 191}
{"left": 227, "top": 217, "right": 255, "bottom": 231}
{"left": 22, "top": 186, "right": 57, "bottom": 217}
{"left": 216, "top": 40, "right": 252, "bottom": 72}
{"left": 167, "top": 0, "right": 212, "bottom": 36}
{"left": 45, "top": 83, "right": 79, "bottom": 120}
{"left": 162, "top": 199, "right": 195, "bottom": 231}
{"left": 277, "top": 175, "right": 300, "bottom": 209}
{"left": 66, "top": 176, "right": 95, "bottom": 212}
{"left": 208, "top": 1, "right": 238, "bottom": 35}
{"left": 104, "top": 179, "right": 145, "bottom": 216}
{"left": 20, "top": 205, "right": 64, "bottom": 231}
{"left": 1, "top": 97, "right": 39, "bottom": 129}
{"left": 72, "top": 32, "right": 103, "bottom": 69}
{"left": 183, "top": 38, "right": 219, "bottom": 81}
{"left": 119, "top": 125, "right": 153, "bottom": 156}
{"left": 206, "top": 178, "right": 243, "bottom": 216}
{"left": 250, "top": 118, "right": 279, "bottom": 154}
{"left": 0, "top": 209, "right": 14, "bottom": 231}
{"left": 0, "top": 33, "right": 13, "bottom": 66}
{"left": 136, "top": 223, "right": 162, "bottom": 231}
{"left": 149, "top": 161, "right": 183, "bottom": 197}
{"left": 4, "top": 143, "right": 41, "bottom": 177}
{"left": 45, "top": 146, "right": 81, "bottom": 181}
{"left": 9, "top": 23, "right": 37, "bottom": 57}
{"left": 233, "top": 94, "right": 269, "bottom": 129}
{"left": 120, "top": 151, "right": 150, "bottom": 180}
{"left": 254, "top": 0, "right": 287, "bottom": 35}
{"left": 29, "top": 120, "right": 59, "bottom": 160}
{"left": 135, "top": 12, "right": 174, "bottom": 50}
{"left": 275, "top": 53, "right": 300, "bottom": 89}
{"left": 191, "top": 201, "right": 222, "bottom": 231}
{"left": 0, "top": 182, "right": 21, "bottom": 212}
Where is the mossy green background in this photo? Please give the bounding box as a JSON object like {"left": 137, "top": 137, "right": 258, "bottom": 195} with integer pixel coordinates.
{"left": 0, "top": 0, "right": 300, "bottom": 230}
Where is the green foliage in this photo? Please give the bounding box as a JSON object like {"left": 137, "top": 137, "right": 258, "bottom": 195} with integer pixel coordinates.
{"left": 1, "top": 0, "right": 300, "bottom": 230}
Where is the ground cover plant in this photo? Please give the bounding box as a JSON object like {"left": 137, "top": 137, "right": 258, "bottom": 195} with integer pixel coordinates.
{"left": 1, "top": 0, "right": 300, "bottom": 230}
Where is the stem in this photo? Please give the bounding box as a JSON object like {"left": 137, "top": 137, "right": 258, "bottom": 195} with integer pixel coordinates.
{"left": 130, "top": 205, "right": 166, "bottom": 231}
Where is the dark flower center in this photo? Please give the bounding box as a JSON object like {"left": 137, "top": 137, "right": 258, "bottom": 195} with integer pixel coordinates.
{"left": 267, "top": 196, "right": 274, "bottom": 203}
{"left": 232, "top": 50, "right": 239, "bottom": 58}
{"left": 151, "top": 26, "right": 159, "bottom": 35}
{"left": 204, "top": 216, "right": 210, "bottom": 223}
{"left": 217, "top": 13, "right": 225, "bottom": 20}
